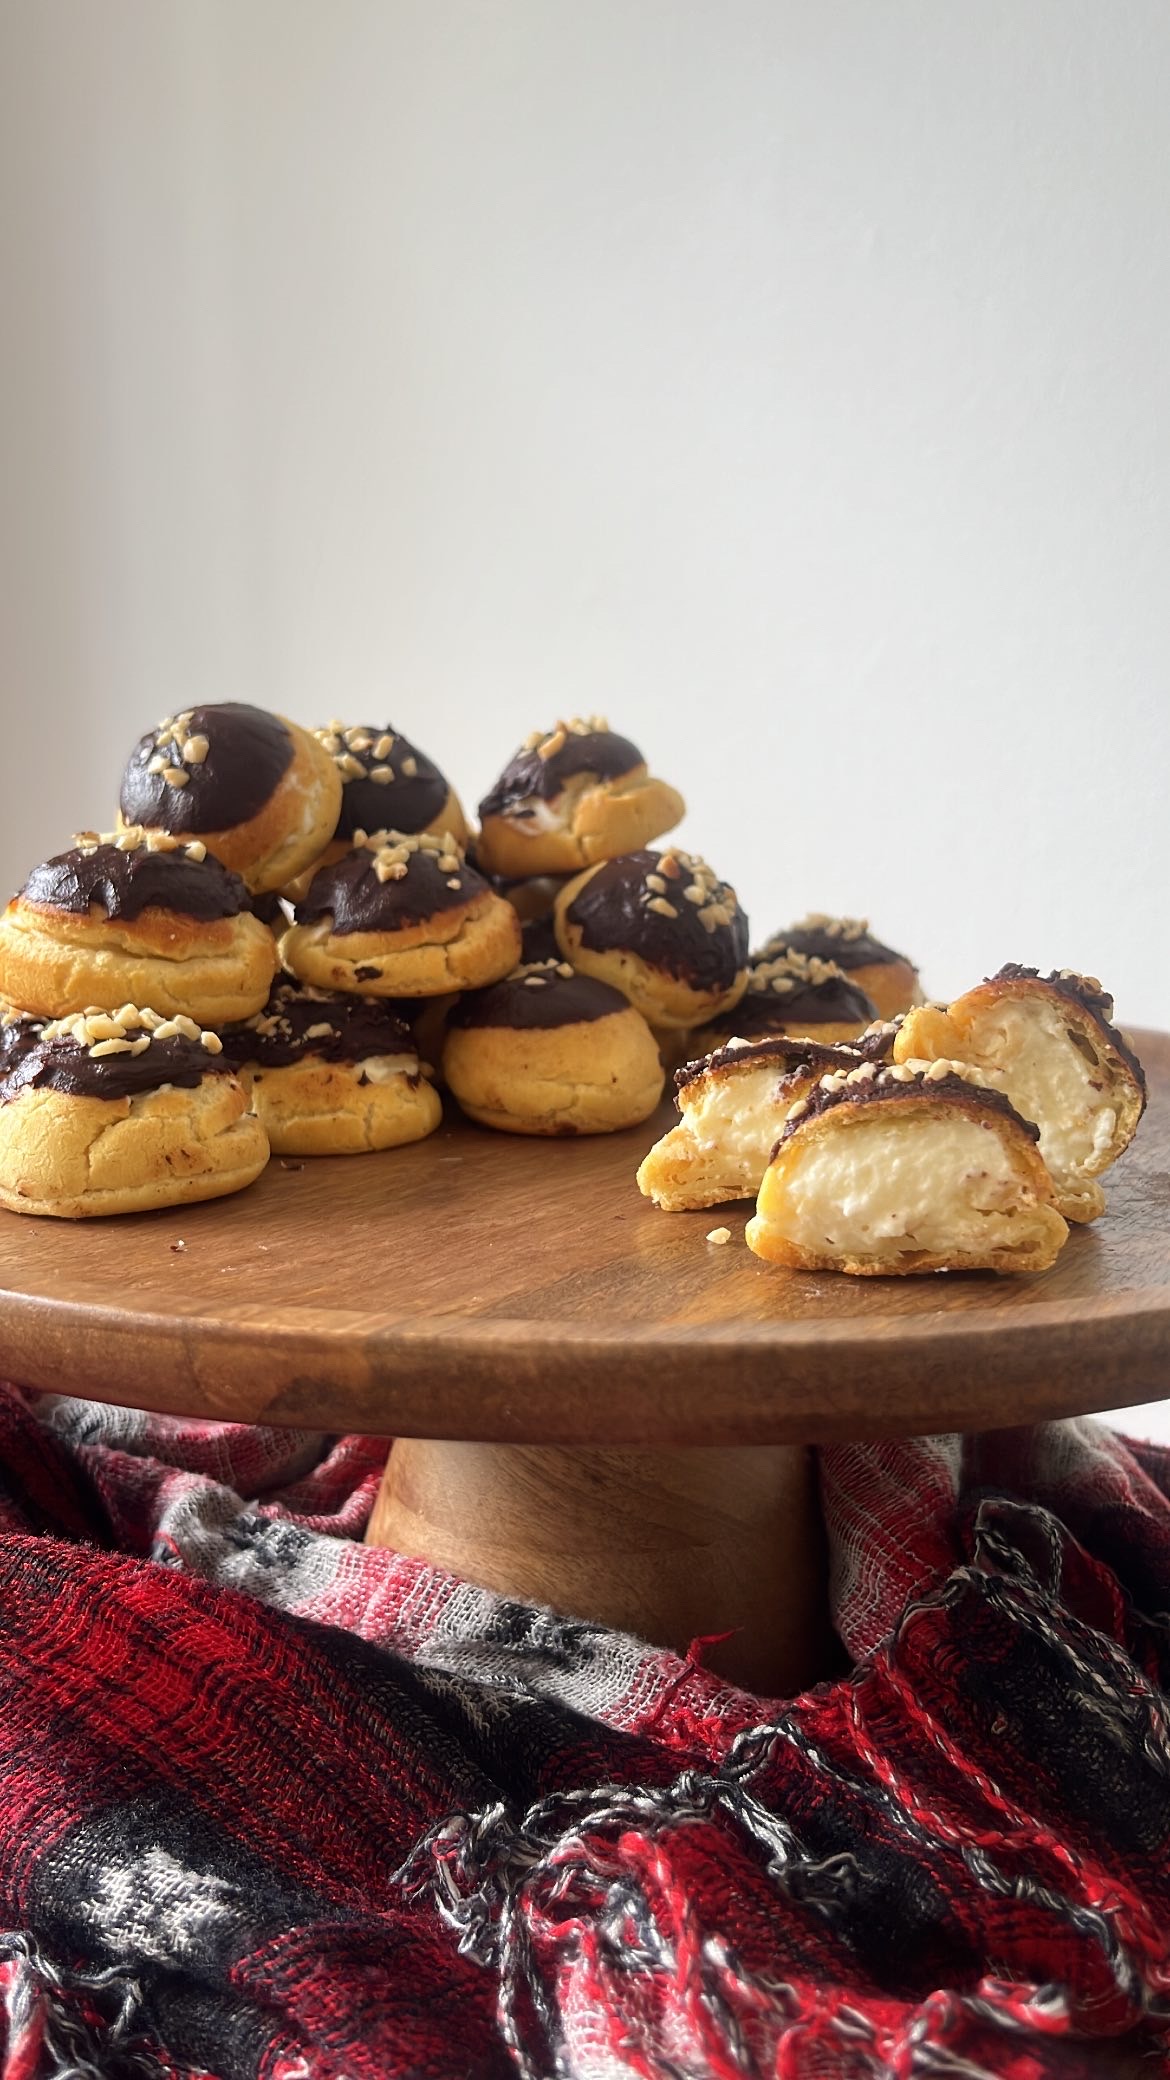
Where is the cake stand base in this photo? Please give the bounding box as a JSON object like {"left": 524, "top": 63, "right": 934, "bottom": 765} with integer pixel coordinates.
{"left": 366, "top": 1438, "right": 836, "bottom": 1697}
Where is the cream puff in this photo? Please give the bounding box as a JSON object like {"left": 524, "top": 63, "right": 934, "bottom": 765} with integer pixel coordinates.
{"left": 476, "top": 719, "right": 685, "bottom": 878}
{"left": 0, "top": 1006, "right": 268, "bottom": 1218}
{"left": 280, "top": 829, "right": 521, "bottom": 998}
{"left": 894, "top": 966, "right": 1146, "bottom": 1223}
{"left": 637, "top": 1034, "right": 871, "bottom": 1211}
{"left": 443, "top": 960, "right": 664, "bottom": 1135}
{"left": 554, "top": 847, "right": 748, "bottom": 1034}
{"left": 221, "top": 975, "right": 441, "bottom": 1156}
{"left": 0, "top": 830, "right": 278, "bottom": 1027}
{"left": 119, "top": 702, "right": 342, "bottom": 895}
{"left": 691, "top": 952, "right": 878, "bottom": 1055}
{"left": 746, "top": 1057, "right": 1068, "bottom": 1276}
{"left": 282, "top": 723, "right": 471, "bottom": 900}
{"left": 760, "top": 917, "right": 920, "bottom": 1020}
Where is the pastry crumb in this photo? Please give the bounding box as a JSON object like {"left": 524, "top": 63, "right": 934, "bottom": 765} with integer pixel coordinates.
{"left": 706, "top": 1226, "right": 732, "bottom": 1245}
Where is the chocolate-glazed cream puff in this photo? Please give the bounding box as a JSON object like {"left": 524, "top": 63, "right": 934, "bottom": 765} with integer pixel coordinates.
{"left": 0, "top": 1006, "right": 268, "bottom": 1218}
{"left": 691, "top": 952, "right": 878, "bottom": 1056}
{"left": 746, "top": 1057, "right": 1069, "bottom": 1276}
{"left": 222, "top": 975, "right": 441, "bottom": 1156}
{"left": 280, "top": 829, "right": 521, "bottom": 997}
{"left": 0, "top": 830, "right": 278, "bottom": 1027}
{"left": 760, "top": 916, "right": 921, "bottom": 1020}
{"left": 443, "top": 960, "right": 664, "bottom": 1135}
{"left": 119, "top": 702, "right": 341, "bottom": 895}
{"left": 282, "top": 722, "right": 471, "bottom": 900}
{"left": 894, "top": 966, "right": 1146, "bottom": 1223}
{"left": 637, "top": 1034, "right": 872, "bottom": 1211}
{"left": 476, "top": 718, "right": 685, "bottom": 878}
{"left": 554, "top": 846, "right": 748, "bottom": 1034}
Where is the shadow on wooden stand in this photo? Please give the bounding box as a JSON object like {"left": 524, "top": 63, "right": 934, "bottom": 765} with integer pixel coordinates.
{"left": 366, "top": 1438, "right": 837, "bottom": 1697}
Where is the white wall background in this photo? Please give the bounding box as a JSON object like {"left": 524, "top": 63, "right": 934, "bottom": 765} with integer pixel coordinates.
{"left": 1, "top": 2, "right": 1168, "bottom": 1433}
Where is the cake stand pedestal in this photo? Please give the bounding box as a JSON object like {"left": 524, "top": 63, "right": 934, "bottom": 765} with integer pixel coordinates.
{"left": 0, "top": 1031, "right": 1166, "bottom": 1694}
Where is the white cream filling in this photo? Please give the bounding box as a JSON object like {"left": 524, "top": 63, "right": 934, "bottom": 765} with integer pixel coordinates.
{"left": 683, "top": 1066, "right": 788, "bottom": 1186}
{"left": 781, "top": 1115, "right": 1029, "bottom": 1257}
{"left": 964, "top": 1000, "right": 1117, "bottom": 1183}
{"left": 357, "top": 1053, "right": 420, "bottom": 1083}
{"left": 504, "top": 768, "right": 640, "bottom": 835}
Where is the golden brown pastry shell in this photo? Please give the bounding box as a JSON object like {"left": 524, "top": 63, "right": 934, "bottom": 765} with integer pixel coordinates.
{"left": 845, "top": 958, "right": 921, "bottom": 1021}
{"left": 476, "top": 768, "right": 685, "bottom": 879}
{"left": 444, "top": 1006, "right": 664, "bottom": 1136}
{"left": 0, "top": 1072, "right": 269, "bottom": 1218}
{"left": 238, "top": 1055, "right": 441, "bottom": 1156}
{"left": 279, "top": 889, "right": 521, "bottom": 998}
{"left": 0, "top": 900, "right": 277, "bottom": 1026}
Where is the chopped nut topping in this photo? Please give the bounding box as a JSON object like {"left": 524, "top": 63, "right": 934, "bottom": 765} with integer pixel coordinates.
{"left": 750, "top": 952, "right": 850, "bottom": 998}
{"left": 647, "top": 896, "right": 679, "bottom": 919}
{"left": 401, "top": 754, "right": 418, "bottom": 777}
{"left": 797, "top": 913, "right": 869, "bottom": 942}
{"left": 373, "top": 733, "right": 395, "bottom": 760}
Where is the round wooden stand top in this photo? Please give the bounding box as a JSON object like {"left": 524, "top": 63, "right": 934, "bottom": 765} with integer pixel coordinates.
{"left": 0, "top": 1030, "right": 1166, "bottom": 1445}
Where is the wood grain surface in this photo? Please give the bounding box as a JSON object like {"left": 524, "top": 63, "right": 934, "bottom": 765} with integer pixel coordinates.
{"left": 0, "top": 1030, "right": 1166, "bottom": 1444}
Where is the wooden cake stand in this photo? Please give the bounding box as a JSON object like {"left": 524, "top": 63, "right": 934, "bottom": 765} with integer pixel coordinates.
{"left": 0, "top": 1030, "right": 1167, "bottom": 1695}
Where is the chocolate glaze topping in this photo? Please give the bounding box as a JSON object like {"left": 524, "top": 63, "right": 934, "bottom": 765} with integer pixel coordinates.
{"left": 297, "top": 834, "right": 482, "bottom": 937}
{"left": 452, "top": 963, "right": 632, "bottom": 1032}
{"left": 479, "top": 725, "right": 643, "bottom": 820}
{"left": 778, "top": 1064, "right": 1038, "bottom": 1154}
{"left": 762, "top": 917, "right": 910, "bottom": 971}
{"left": 119, "top": 703, "right": 295, "bottom": 835}
{"left": 0, "top": 1027, "right": 231, "bottom": 1105}
{"left": 316, "top": 724, "right": 452, "bottom": 839}
{"left": 703, "top": 973, "right": 877, "bottom": 1042}
{"left": 0, "top": 1011, "right": 46, "bottom": 1075}
{"left": 675, "top": 1034, "right": 863, "bottom": 1096}
{"left": 221, "top": 976, "right": 416, "bottom": 1071}
{"left": 520, "top": 915, "right": 561, "bottom": 966}
{"left": 19, "top": 841, "right": 250, "bottom": 924}
{"left": 565, "top": 849, "right": 748, "bottom": 992}
{"left": 989, "top": 965, "right": 1147, "bottom": 1103}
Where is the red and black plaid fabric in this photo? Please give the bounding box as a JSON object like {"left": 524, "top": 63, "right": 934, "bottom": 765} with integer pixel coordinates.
{"left": 1, "top": 1383, "right": 1169, "bottom": 2078}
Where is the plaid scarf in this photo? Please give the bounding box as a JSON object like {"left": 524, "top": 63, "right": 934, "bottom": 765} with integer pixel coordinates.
{"left": 1, "top": 1383, "right": 1168, "bottom": 2079}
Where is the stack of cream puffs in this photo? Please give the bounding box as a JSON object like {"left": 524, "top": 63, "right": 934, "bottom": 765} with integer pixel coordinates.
{"left": 638, "top": 966, "right": 1147, "bottom": 1279}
